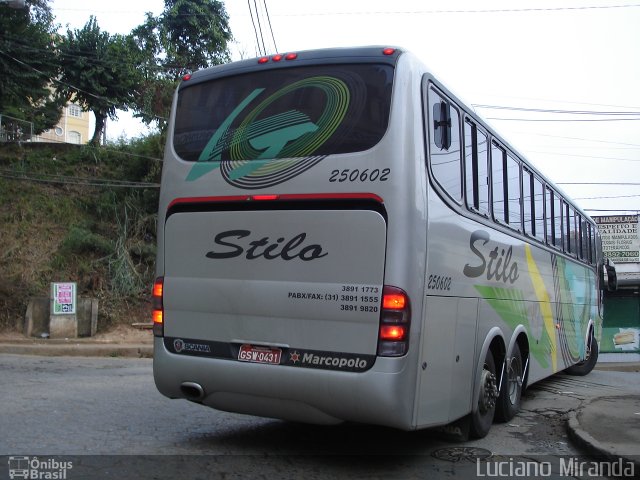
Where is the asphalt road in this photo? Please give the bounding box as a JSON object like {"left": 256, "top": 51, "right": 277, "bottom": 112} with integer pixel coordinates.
{"left": 1, "top": 354, "right": 638, "bottom": 479}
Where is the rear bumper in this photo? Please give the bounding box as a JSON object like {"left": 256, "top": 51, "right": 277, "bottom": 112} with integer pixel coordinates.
{"left": 153, "top": 337, "right": 417, "bottom": 429}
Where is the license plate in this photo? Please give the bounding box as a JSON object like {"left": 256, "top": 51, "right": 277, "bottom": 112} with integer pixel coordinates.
{"left": 238, "top": 344, "right": 282, "bottom": 365}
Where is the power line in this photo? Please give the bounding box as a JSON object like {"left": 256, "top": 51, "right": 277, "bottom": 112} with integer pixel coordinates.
{"left": 487, "top": 116, "right": 640, "bottom": 122}
{"left": 274, "top": 4, "right": 640, "bottom": 16}
{"left": 253, "top": 0, "right": 267, "bottom": 56}
{"left": 473, "top": 104, "right": 640, "bottom": 116}
{"left": 1, "top": 131, "right": 163, "bottom": 162}
{"left": 527, "top": 151, "right": 640, "bottom": 162}
{"left": 0, "top": 169, "right": 159, "bottom": 189}
{"left": 511, "top": 131, "right": 640, "bottom": 148}
{"left": 0, "top": 48, "right": 117, "bottom": 105}
{"left": 558, "top": 182, "right": 640, "bottom": 185}
{"left": 0, "top": 48, "right": 168, "bottom": 124}
{"left": 585, "top": 208, "right": 640, "bottom": 212}
{"left": 263, "top": 0, "right": 278, "bottom": 53}
{"left": 247, "top": 0, "right": 264, "bottom": 56}
{"left": 574, "top": 193, "right": 640, "bottom": 200}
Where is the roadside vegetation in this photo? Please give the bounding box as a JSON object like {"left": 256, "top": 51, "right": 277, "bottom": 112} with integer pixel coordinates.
{"left": 0, "top": 0, "right": 233, "bottom": 332}
{"left": 0, "top": 136, "right": 163, "bottom": 331}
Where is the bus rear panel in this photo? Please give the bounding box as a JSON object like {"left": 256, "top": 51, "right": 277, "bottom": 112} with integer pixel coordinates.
{"left": 154, "top": 47, "right": 425, "bottom": 429}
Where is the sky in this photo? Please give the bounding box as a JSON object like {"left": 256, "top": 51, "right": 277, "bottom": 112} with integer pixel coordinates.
{"left": 49, "top": 0, "right": 640, "bottom": 215}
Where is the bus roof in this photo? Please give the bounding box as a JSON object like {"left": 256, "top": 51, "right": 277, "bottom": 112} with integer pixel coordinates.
{"left": 179, "top": 46, "right": 403, "bottom": 89}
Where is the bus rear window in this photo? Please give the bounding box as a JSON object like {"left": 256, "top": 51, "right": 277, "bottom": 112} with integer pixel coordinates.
{"left": 173, "top": 64, "right": 394, "bottom": 162}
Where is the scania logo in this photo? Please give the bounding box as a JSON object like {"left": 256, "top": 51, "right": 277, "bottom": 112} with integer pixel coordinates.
{"left": 173, "top": 339, "right": 185, "bottom": 353}
{"left": 205, "top": 230, "right": 328, "bottom": 261}
{"left": 173, "top": 338, "right": 211, "bottom": 354}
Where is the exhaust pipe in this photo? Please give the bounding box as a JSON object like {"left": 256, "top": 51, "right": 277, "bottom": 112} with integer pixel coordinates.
{"left": 180, "top": 382, "right": 205, "bottom": 401}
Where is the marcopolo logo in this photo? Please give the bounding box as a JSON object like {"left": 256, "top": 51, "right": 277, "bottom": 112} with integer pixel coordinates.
{"left": 8, "top": 456, "right": 72, "bottom": 479}
{"left": 288, "top": 350, "right": 372, "bottom": 372}
{"left": 186, "top": 76, "right": 351, "bottom": 189}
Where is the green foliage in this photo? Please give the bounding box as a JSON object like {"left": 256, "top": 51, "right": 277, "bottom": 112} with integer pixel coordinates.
{"left": 160, "top": 0, "right": 232, "bottom": 77}
{"left": 0, "top": 137, "right": 161, "bottom": 329}
{"left": 131, "top": 0, "right": 232, "bottom": 130}
{"left": 0, "top": 0, "right": 64, "bottom": 133}
{"left": 60, "top": 226, "right": 113, "bottom": 256}
{"left": 58, "top": 17, "right": 145, "bottom": 145}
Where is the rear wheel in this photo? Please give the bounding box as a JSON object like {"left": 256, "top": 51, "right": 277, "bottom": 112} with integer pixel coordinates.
{"left": 495, "top": 343, "right": 523, "bottom": 422}
{"left": 565, "top": 333, "right": 599, "bottom": 376}
{"left": 469, "top": 350, "right": 498, "bottom": 439}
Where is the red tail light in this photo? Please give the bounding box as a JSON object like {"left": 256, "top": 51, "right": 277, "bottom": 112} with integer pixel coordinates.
{"left": 152, "top": 277, "right": 164, "bottom": 337}
{"left": 378, "top": 286, "right": 410, "bottom": 357}
{"left": 379, "top": 324, "right": 407, "bottom": 341}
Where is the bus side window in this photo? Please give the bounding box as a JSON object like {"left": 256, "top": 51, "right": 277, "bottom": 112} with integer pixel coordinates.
{"left": 566, "top": 205, "right": 577, "bottom": 257}
{"left": 545, "top": 186, "right": 555, "bottom": 247}
{"left": 523, "top": 168, "right": 534, "bottom": 237}
{"left": 477, "top": 130, "right": 489, "bottom": 213}
{"left": 533, "top": 176, "right": 545, "bottom": 241}
{"left": 491, "top": 142, "right": 506, "bottom": 223}
{"left": 589, "top": 223, "right": 596, "bottom": 264}
{"left": 464, "top": 119, "right": 489, "bottom": 215}
{"left": 554, "top": 193, "right": 563, "bottom": 249}
{"left": 428, "top": 88, "right": 462, "bottom": 202}
{"left": 506, "top": 154, "right": 521, "bottom": 230}
{"left": 580, "top": 216, "right": 589, "bottom": 262}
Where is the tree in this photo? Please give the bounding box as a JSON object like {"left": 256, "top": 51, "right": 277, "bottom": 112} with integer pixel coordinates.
{"left": 0, "top": 0, "right": 65, "bottom": 134}
{"left": 58, "top": 17, "right": 143, "bottom": 145}
{"left": 131, "top": 0, "right": 232, "bottom": 130}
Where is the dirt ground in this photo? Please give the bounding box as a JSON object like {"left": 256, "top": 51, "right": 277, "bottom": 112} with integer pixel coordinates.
{"left": 0, "top": 323, "right": 154, "bottom": 344}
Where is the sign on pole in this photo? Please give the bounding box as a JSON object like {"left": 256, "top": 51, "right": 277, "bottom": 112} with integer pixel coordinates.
{"left": 51, "top": 282, "right": 77, "bottom": 315}
{"left": 593, "top": 215, "right": 640, "bottom": 264}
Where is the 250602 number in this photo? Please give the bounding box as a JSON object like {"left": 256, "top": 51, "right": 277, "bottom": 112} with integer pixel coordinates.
{"left": 427, "top": 274, "right": 452, "bottom": 291}
{"left": 329, "top": 168, "right": 390, "bottom": 183}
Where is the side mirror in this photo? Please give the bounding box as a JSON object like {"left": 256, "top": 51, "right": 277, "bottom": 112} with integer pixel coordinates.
{"left": 606, "top": 259, "right": 617, "bottom": 292}
{"left": 600, "top": 258, "right": 617, "bottom": 292}
{"left": 433, "top": 101, "right": 452, "bottom": 150}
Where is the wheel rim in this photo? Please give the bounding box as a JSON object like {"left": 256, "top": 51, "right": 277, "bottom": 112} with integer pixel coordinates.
{"left": 585, "top": 334, "right": 593, "bottom": 361}
{"left": 479, "top": 365, "right": 498, "bottom": 414}
{"left": 506, "top": 354, "right": 523, "bottom": 404}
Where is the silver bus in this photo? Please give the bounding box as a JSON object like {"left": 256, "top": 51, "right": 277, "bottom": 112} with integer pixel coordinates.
{"left": 152, "top": 46, "right": 616, "bottom": 438}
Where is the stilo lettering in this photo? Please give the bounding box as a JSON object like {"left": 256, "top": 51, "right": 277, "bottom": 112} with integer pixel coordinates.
{"left": 206, "top": 230, "right": 328, "bottom": 261}
{"left": 463, "top": 230, "right": 519, "bottom": 284}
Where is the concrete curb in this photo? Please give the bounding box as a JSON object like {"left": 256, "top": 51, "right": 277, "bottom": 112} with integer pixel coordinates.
{"left": 0, "top": 342, "right": 153, "bottom": 358}
{"left": 594, "top": 362, "right": 640, "bottom": 373}
{"left": 566, "top": 396, "right": 640, "bottom": 470}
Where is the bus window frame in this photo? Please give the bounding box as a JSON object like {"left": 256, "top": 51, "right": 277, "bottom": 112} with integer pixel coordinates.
{"left": 490, "top": 141, "right": 508, "bottom": 226}
{"left": 463, "top": 117, "right": 490, "bottom": 217}
{"left": 423, "top": 81, "right": 599, "bottom": 269}
{"left": 506, "top": 153, "right": 522, "bottom": 232}
{"left": 425, "top": 83, "right": 463, "bottom": 206}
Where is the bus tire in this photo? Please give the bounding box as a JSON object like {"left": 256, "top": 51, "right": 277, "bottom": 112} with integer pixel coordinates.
{"left": 565, "top": 334, "right": 599, "bottom": 376}
{"left": 495, "top": 343, "right": 523, "bottom": 423}
{"left": 469, "top": 349, "right": 498, "bottom": 439}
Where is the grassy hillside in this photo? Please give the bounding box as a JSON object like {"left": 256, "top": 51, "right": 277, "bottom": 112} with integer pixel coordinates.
{"left": 0, "top": 137, "right": 163, "bottom": 332}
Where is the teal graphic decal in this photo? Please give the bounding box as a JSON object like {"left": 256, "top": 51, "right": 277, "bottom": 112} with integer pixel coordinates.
{"left": 186, "top": 76, "right": 350, "bottom": 189}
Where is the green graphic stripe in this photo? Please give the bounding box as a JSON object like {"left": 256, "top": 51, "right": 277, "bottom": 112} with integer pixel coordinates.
{"left": 475, "top": 285, "right": 551, "bottom": 369}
